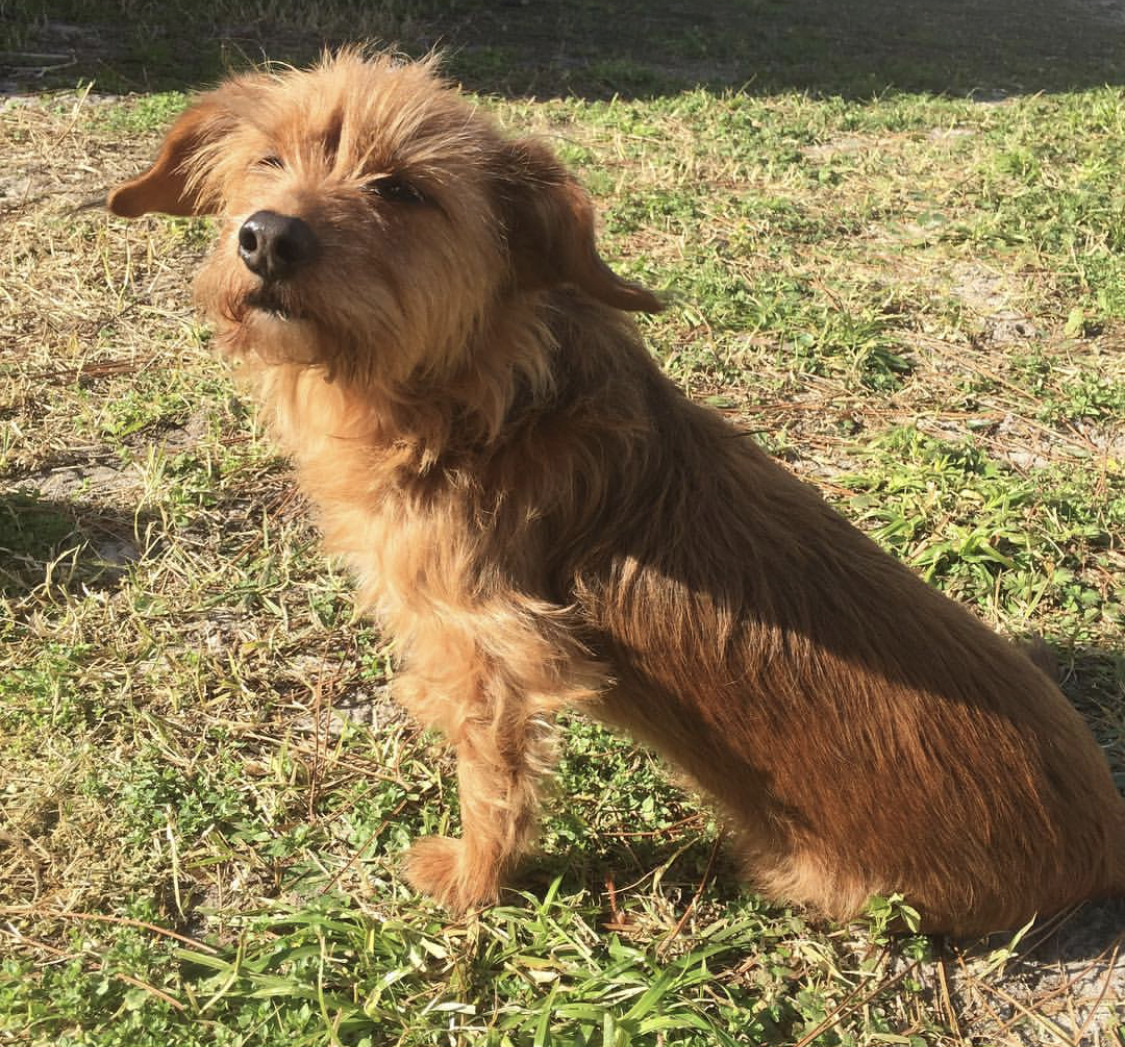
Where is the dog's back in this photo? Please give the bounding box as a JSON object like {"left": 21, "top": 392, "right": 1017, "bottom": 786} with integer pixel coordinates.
{"left": 533, "top": 293, "right": 1125, "bottom": 934}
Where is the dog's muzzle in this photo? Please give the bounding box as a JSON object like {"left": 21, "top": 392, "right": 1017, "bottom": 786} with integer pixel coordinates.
{"left": 238, "top": 211, "right": 318, "bottom": 282}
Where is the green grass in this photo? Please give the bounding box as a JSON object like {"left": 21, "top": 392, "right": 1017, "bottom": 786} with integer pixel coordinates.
{"left": 2, "top": 5, "right": 1124, "bottom": 1046}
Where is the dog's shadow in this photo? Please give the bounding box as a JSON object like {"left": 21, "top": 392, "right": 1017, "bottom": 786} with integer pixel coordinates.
{"left": 530, "top": 821, "right": 744, "bottom": 909}
{"left": 0, "top": 491, "right": 153, "bottom": 597}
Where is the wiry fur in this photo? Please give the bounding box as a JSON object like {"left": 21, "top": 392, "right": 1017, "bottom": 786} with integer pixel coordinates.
{"left": 109, "top": 50, "right": 1125, "bottom": 934}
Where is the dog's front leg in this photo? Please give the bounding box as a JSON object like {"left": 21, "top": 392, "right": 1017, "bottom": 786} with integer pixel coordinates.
{"left": 397, "top": 614, "right": 602, "bottom": 912}
{"left": 402, "top": 696, "right": 551, "bottom": 911}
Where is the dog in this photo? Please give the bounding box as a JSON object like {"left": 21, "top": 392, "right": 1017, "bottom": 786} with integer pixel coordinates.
{"left": 107, "top": 50, "right": 1125, "bottom": 935}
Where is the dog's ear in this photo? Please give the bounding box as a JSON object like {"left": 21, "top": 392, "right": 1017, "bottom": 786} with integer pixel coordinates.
{"left": 498, "top": 139, "right": 663, "bottom": 313}
{"left": 107, "top": 95, "right": 230, "bottom": 218}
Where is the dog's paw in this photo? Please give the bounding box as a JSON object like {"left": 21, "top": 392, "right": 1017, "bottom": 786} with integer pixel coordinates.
{"left": 402, "top": 835, "right": 499, "bottom": 913}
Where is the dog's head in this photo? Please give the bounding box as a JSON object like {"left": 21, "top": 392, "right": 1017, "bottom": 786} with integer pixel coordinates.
{"left": 108, "top": 50, "right": 661, "bottom": 383}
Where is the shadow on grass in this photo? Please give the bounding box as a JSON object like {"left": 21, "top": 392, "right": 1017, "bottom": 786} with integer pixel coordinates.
{"left": 3, "top": 0, "right": 1124, "bottom": 100}
{"left": 529, "top": 824, "right": 747, "bottom": 909}
{"left": 0, "top": 490, "right": 151, "bottom": 596}
{"left": 1053, "top": 642, "right": 1125, "bottom": 780}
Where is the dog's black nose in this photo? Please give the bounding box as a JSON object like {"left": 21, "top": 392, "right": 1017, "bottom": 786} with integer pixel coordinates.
{"left": 238, "top": 210, "right": 317, "bottom": 281}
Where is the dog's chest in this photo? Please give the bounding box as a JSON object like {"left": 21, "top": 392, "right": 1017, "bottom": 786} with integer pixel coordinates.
{"left": 298, "top": 452, "right": 484, "bottom": 643}
{"left": 253, "top": 370, "right": 476, "bottom": 631}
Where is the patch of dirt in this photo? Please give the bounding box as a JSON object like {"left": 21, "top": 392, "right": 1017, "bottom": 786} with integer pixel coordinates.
{"left": 801, "top": 135, "right": 885, "bottom": 161}
{"left": 158, "top": 412, "right": 211, "bottom": 454}
{"left": 948, "top": 900, "right": 1125, "bottom": 1045}
{"left": 952, "top": 266, "right": 1013, "bottom": 316}
{"left": 951, "top": 263, "right": 1041, "bottom": 345}
{"left": 888, "top": 260, "right": 1043, "bottom": 348}
{"left": 927, "top": 128, "right": 977, "bottom": 143}
{"left": 29, "top": 462, "right": 138, "bottom": 501}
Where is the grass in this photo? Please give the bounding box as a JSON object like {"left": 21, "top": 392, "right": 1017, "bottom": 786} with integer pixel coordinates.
{"left": 2, "top": 4, "right": 1124, "bottom": 1046}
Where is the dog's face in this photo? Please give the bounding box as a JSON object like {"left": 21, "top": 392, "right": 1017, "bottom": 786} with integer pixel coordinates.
{"left": 109, "top": 51, "right": 659, "bottom": 383}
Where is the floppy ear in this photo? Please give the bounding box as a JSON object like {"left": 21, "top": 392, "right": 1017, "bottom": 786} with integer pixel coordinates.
{"left": 498, "top": 139, "right": 663, "bottom": 313}
{"left": 107, "top": 96, "right": 228, "bottom": 218}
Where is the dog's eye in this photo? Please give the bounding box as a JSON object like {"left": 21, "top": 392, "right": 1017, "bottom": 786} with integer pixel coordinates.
{"left": 256, "top": 155, "right": 284, "bottom": 170}
{"left": 365, "top": 175, "right": 424, "bottom": 204}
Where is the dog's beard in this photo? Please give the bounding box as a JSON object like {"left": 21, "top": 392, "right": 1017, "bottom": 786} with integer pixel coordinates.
{"left": 242, "top": 284, "right": 304, "bottom": 323}
{"left": 194, "top": 258, "right": 327, "bottom": 367}
{"left": 193, "top": 243, "right": 482, "bottom": 386}
{"left": 215, "top": 292, "right": 322, "bottom": 365}
{"left": 196, "top": 270, "right": 406, "bottom": 386}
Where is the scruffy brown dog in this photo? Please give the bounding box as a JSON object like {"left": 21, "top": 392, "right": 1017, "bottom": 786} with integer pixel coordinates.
{"left": 108, "top": 51, "right": 1125, "bottom": 935}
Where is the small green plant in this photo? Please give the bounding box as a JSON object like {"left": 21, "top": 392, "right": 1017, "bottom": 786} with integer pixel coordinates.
{"left": 863, "top": 892, "right": 922, "bottom": 938}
